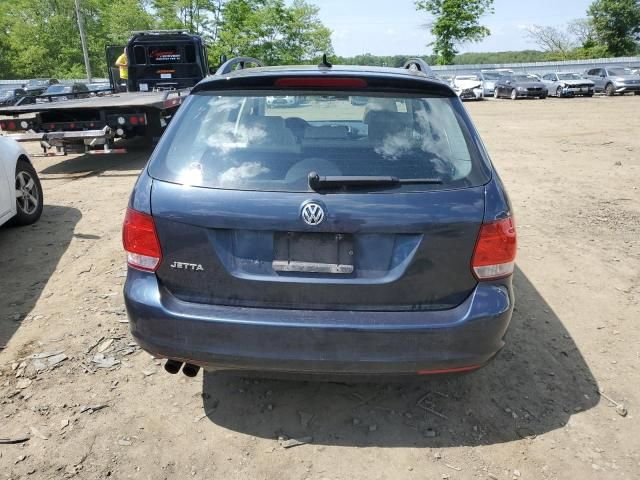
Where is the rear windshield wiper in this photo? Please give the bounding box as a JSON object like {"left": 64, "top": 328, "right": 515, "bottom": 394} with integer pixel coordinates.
{"left": 308, "top": 171, "right": 443, "bottom": 190}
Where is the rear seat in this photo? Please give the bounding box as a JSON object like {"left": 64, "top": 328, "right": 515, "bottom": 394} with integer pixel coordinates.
{"left": 303, "top": 125, "right": 349, "bottom": 140}
{"left": 241, "top": 115, "right": 300, "bottom": 152}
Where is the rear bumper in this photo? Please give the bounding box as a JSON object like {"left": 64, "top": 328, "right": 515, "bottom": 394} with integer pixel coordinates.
{"left": 560, "top": 86, "right": 594, "bottom": 96}
{"left": 616, "top": 85, "right": 640, "bottom": 93}
{"left": 459, "top": 91, "right": 483, "bottom": 101}
{"left": 124, "top": 270, "right": 514, "bottom": 376}
{"left": 3, "top": 127, "right": 112, "bottom": 143}
{"left": 516, "top": 91, "right": 546, "bottom": 98}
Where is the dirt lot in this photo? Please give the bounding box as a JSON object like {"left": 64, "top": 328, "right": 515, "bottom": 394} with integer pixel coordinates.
{"left": 1, "top": 96, "right": 639, "bottom": 480}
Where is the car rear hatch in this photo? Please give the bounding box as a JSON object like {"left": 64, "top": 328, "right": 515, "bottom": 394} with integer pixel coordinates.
{"left": 146, "top": 71, "right": 491, "bottom": 311}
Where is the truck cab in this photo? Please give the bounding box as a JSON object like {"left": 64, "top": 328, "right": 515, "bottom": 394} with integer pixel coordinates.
{"left": 108, "top": 30, "right": 209, "bottom": 92}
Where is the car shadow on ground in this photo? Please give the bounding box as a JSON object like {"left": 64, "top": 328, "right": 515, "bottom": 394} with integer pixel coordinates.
{"left": 0, "top": 205, "right": 81, "bottom": 349}
{"left": 201, "top": 266, "right": 599, "bottom": 447}
{"left": 39, "top": 139, "right": 151, "bottom": 176}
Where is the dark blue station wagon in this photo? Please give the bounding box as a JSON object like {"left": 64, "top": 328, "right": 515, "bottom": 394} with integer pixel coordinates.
{"left": 123, "top": 60, "right": 516, "bottom": 378}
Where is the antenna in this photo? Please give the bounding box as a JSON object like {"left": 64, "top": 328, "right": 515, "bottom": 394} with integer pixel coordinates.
{"left": 318, "top": 54, "right": 333, "bottom": 69}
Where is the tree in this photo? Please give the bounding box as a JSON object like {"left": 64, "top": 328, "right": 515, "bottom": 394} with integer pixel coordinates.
{"left": 568, "top": 18, "right": 596, "bottom": 47}
{"left": 0, "top": 0, "right": 331, "bottom": 78}
{"left": 415, "top": 0, "right": 494, "bottom": 65}
{"left": 588, "top": 0, "right": 640, "bottom": 56}
{"left": 526, "top": 25, "right": 575, "bottom": 59}
{"left": 211, "top": 0, "right": 332, "bottom": 65}
{"left": 153, "top": 0, "right": 220, "bottom": 38}
{"left": 0, "top": 0, "right": 153, "bottom": 79}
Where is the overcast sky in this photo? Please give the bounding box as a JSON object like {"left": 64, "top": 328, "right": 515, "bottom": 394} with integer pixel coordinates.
{"left": 313, "top": 0, "right": 593, "bottom": 56}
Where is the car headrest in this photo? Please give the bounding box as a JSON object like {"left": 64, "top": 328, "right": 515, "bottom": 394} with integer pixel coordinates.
{"left": 303, "top": 125, "right": 349, "bottom": 140}
{"left": 363, "top": 98, "right": 399, "bottom": 124}
{"left": 243, "top": 115, "right": 296, "bottom": 146}
{"left": 367, "top": 111, "right": 411, "bottom": 147}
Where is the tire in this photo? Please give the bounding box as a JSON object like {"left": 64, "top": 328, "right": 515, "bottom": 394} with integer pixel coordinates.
{"left": 510, "top": 89, "right": 518, "bottom": 100}
{"left": 11, "top": 158, "right": 43, "bottom": 226}
{"left": 605, "top": 83, "right": 616, "bottom": 96}
{"left": 585, "top": 93, "right": 594, "bottom": 97}
{"left": 635, "top": 91, "right": 640, "bottom": 96}
{"left": 556, "top": 86, "right": 563, "bottom": 97}
{"left": 493, "top": 89, "right": 499, "bottom": 99}
{"left": 540, "top": 94, "right": 547, "bottom": 99}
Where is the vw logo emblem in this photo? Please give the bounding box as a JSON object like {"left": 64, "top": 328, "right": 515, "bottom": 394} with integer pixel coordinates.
{"left": 301, "top": 202, "right": 325, "bottom": 226}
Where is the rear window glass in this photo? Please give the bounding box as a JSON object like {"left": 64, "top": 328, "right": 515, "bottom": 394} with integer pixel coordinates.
{"left": 133, "top": 45, "right": 147, "bottom": 64}
{"left": 45, "top": 85, "right": 68, "bottom": 94}
{"left": 557, "top": 73, "right": 582, "bottom": 80}
{"left": 149, "top": 92, "right": 489, "bottom": 192}
{"left": 608, "top": 67, "right": 633, "bottom": 76}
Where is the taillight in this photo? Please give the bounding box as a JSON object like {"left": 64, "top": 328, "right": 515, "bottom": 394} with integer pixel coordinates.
{"left": 122, "top": 208, "right": 162, "bottom": 272}
{"left": 472, "top": 217, "right": 517, "bottom": 280}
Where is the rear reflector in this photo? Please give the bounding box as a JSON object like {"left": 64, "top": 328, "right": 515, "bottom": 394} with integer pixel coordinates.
{"left": 472, "top": 217, "right": 517, "bottom": 280}
{"left": 122, "top": 208, "right": 162, "bottom": 272}
{"left": 274, "top": 77, "right": 368, "bottom": 88}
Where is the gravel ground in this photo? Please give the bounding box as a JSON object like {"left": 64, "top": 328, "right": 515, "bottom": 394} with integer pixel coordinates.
{"left": 1, "top": 96, "right": 639, "bottom": 479}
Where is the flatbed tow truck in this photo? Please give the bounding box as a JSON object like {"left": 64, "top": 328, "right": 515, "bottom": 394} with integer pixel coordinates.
{"left": 0, "top": 30, "right": 210, "bottom": 154}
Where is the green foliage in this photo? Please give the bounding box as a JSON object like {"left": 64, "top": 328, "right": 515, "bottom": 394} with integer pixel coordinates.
{"left": 335, "top": 47, "right": 623, "bottom": 67}
{"left": 153, "top": 0, "right": 221, "bottom": 37}
{"left": 211, "top": 0, "right": 332, "bottom": 65}
{"left": 0, "top": 0, "right": 154, "bottom": 79}
{"left": 0, "top": 0, "right": 332, "bottom": 79}
{"left": 333, "top": 54, "right": 432, "bottom": 68}
{"left": 588, "top": 0, "right": 640, "bottom": 56}
{"left": 453, "top": 50, "right": 548, "bottom": 64}
{"left": 415, "top": 0, "right": 494, "bottom": 65}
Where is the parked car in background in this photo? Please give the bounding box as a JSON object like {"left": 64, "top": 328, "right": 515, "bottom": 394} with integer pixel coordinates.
{"left": 479, "top": 70, "right": 506, "bottom": 96}
{"left": 87, "top": 83, "right": 112, "bottom": 95}
{"left": 585, "top": 67, "right": 640, "bottom": 96}
{"left": 266, "top": 95, "right": 297, "bottom": 107}
{"left": 349, "top": 96, "right": 368, "bottom": 106}
{"left": 39, "top": 83, "right": 90, "bottom": 102}
{"left": 436, "top": 74, "right": 454, "bottom": 86}
{"left": 25, "top": 78, "right": 59, "bottom": 96}
{"left": 123, "top": 61, "right": 517, "bottom": 379}
{"left": 0, "top": 137, "right": 43, "bottom": 227}
{"left": 541, "top": 72, "right": 595, "bottom": 97}
{"left": 452, "top": 73, "right": 484, "bottom": 100}
{"left": 494, "top": 74, "right": 548, "bottom": 100}
{"left": 0, "top": 87, "right": 28, "bottom": 106}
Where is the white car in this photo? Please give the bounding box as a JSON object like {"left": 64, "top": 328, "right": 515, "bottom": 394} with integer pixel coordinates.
{"left": 452, "top": 74, "right": 484, "bottom": 101}
{"left": 266, "top": 95, "right": 297, "bottom": 107}
{"left": 0, "top": 137, "right": 43, "bottom": 227}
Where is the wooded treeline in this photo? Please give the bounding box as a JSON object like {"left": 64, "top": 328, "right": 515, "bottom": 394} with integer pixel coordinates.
{"left": 0, "top": 0, "right": 332, "bottom": 79}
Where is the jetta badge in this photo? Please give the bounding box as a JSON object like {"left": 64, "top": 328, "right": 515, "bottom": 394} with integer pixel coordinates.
{"left": 170, "top": 261, "right": 204, "bottom": 272}
{"left": 301, "top": 202, "right": 325, "bottom": 226}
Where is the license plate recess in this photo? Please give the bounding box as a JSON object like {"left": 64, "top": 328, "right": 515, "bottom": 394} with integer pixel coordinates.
{"left": 272, "top": 232, "right": 354, "bottom": 274}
